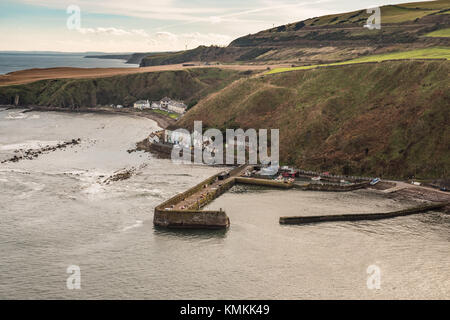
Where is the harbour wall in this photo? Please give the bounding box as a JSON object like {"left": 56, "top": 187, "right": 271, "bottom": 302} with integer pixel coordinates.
{"left": 235, "top": 177, "right": 294, "bottom": 189}
{"left": 153, "top": 165, "right": 246, "bottom": 229}
{"left": 294, "top": 181, "right": 370, "bottom": 192}
{"left": 153, "top": 165, "right": 371, "bottom": 229}
{"left": 154, "top": 209, "right": 230, "bottom": 229}
{"left": 279, "top": 202, "right": 449, "bottom": 225}
{"left": 154, "top": 171, "right": 229, "bottom": 229}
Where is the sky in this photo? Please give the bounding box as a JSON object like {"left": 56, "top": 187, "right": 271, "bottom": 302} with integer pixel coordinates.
{"left": 0, "top": 0, "right": 419, "bottom": 52}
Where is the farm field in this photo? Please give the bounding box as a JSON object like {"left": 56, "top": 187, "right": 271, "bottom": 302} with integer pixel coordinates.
{"left": 266, "top": 47, "right": 450, "bottom": 74}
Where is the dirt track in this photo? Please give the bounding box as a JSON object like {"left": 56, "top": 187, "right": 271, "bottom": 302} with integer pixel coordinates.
{"left": 0, "top": 63, "right": 288, "bottom": 86}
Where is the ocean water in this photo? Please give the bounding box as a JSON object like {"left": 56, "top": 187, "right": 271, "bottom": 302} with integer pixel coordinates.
{"left": 0, "top": 109, "right": 449, "bottom": 299}
{"left": 0, "top": 52, "right": 138, "bottom": 74}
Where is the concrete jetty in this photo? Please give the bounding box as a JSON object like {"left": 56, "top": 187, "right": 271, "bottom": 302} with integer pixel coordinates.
{"left": 279, "top": 202, "right": 449, "bottom": 225}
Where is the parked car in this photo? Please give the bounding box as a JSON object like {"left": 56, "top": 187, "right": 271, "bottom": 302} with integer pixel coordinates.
{"left": 218, "top": 172, "right": 230, "bottom": 180}
{"left": 282, "top": 170, "right": 298, "bottom": 178}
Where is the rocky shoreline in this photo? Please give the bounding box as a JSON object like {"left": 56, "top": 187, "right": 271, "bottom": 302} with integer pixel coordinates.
{"left": 101, "top": 164, "right": 148, "bottom": 185}
{"left": 1, "top": 138, "right": 81, "bottom": 164}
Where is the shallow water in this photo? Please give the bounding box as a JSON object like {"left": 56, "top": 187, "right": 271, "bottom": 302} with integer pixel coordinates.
{"left": 0, "top": 110, "right": 448, "bottom": 299}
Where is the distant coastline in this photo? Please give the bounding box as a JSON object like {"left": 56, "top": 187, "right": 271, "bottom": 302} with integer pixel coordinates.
{"left": 0, "top": 52, "right": 139, "bottom": 75}
{"left": 84, "top": 52, "right": 154, "bottom": 65}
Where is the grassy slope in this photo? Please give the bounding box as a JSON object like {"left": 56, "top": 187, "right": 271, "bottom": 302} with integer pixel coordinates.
{"left": 151, "top": 109, "right": 179, "bottom": 119}
{"left": 177, "top": 60, "right": 449, "bottom": 179}
{"left": 267, "top": 47, "right": 450, "bottom": 74}
{"left": 425, "top": 27, "right": 450, "bottom": 37}
{"left": 297, "top": 0, "right": 449, "bottom": 26}
{"left": 0, "top": 68, "right": 244, "bottom": 109}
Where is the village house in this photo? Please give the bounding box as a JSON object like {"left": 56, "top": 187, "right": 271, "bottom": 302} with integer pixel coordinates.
{"left": 151, "top": 97, "right": 187, "bottom": 115}
{"left": 160, "top": 97, "right": 172, "bottom": 109}
{"left": 133, "top": 100, "right": 150, "bottom": 110}
{"left": 167, "top": 101, "right": 188, "bottom": 114}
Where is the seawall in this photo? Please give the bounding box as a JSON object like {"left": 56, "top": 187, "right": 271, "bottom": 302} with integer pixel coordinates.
{"left": 279, "top": 202, "right": 449, "bottom": 225}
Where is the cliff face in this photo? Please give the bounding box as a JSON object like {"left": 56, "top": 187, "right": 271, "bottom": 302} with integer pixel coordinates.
{"left": 177, "top": 60, "right": 450, "bottom": 179}
{"left": 0, "top": 68, "right": 243, "bottom": 108}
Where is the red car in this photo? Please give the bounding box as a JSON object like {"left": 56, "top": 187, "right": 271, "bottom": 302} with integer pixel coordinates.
{"left": 282, "top": 170, "right": 298, "bottom": 178}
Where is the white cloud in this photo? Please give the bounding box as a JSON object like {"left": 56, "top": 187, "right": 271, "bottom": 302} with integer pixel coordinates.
{"left": 77, "top": 27, "right": 149, "bottom": 37}
{"left": 156, "top": 31, "right": 178, "bottom": 41}
{"left": 6, "top": 0, "right": 405, "bottom": 52}
{"left": 149, "top": 31, "right": 232, "bottom": 51}
{"left": 20, "top": 0, "right": 232, "bottom": 22}
{"left": 131, "top": 29, "right": 150, "bottom": 37}
{"left": 50, "top": 27, "right": 232, "bottom": 52}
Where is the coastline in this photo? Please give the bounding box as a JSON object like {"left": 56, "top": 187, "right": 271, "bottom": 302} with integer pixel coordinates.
{"left": 1, "top": 105, "right": 176, "bottom": 129}
{"left": 135, "top": 135, "right": 450, "bottom": 215}
{"left": 2, "top": 105, "right": 448, "bottom": 213}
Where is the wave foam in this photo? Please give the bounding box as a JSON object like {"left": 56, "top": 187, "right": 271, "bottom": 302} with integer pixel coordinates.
{"left": 122, "top": 220, "right": 143, "bottom": 232}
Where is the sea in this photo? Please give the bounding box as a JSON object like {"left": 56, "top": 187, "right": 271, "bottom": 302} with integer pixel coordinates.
{"left": 0, "top": 52, "right": 139, "bottom": 75}
{"left": 0, "top": 109, "right": 449, "bottom": 299}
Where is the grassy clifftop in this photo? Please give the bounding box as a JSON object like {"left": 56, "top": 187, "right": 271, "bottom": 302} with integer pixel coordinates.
{"left": 0, "top": 68, "right": 244, "bottom": 109}
{"left": 177, "top": 60, "right": 449, "bottom": 179}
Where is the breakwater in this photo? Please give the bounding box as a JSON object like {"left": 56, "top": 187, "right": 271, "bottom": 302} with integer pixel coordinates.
{"left": 279, "top": 202, "right": 449, "bottom": 225}
{"left": 153, "top": 165, "right": 301, "bottom": 229}
{"left": 235, "top": 177, "right": 294, "bottom": 189}
{"left": 294, "top": 181, "right": 369, "bottom": 192}
{"left": 153, "top": 165, "right": 247, "bottom": 229}
{"left": 153, "top": 162, "right": 375, "bottom": 229}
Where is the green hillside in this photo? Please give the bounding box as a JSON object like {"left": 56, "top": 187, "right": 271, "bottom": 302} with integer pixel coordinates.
{"left": 0, "top": 68, "right": 244, "bottom": 109}
{"left": 177, "top": 60, "right": 450, "bottom": 179}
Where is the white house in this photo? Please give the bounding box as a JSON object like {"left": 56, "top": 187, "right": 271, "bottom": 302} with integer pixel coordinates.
{"left": 167, "top": 101, "right": 187, "bottom": 114}
{"left": 148, "top": 133, "right": 160, "bottom": 143}
{"left": 160, "top": 97, "right": 172, "bottom": 108}
{"left": 133, "top": 100, "right": 150, "bottom": 109}
{"left": 156, "top": 97, "right": 187, "bottom": 114}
